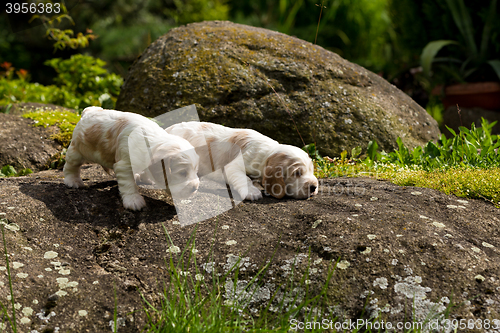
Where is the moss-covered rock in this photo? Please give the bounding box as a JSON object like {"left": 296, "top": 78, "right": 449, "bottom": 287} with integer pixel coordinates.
{"left": 116, "top": 21, "right": 440, "bottom": 156}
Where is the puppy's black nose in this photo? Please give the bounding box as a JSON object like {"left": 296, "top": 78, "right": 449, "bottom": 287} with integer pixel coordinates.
{"left": 310, "top": 185, "right": 317, "bottom": 193}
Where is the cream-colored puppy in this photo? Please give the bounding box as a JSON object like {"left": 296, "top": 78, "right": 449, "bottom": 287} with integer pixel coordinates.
{"left": 64, "top": 107, "right": 200, "bottom": 210}
{"left": 166, "top": 122, "right": 318, "bottom": 200}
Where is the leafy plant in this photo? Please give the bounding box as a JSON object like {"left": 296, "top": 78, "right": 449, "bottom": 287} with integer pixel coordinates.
{"left": 44, "top": 54, "right": 122, "bottom": 109}
{"left": 0, "top": 225, "right": 18, "bottom": 333}
{"left": 0, "top": 165, "right": 33, "bottom": 178}
{"left": 421, "top": 0, "right": 500, "bottom": 83}
{"left": 357, "top": 118, "right": 499, "bottom": 170}
{"left": 0, "top": 55, "right": 122, "bottom": 111}
{"left": 29, "top": 2, "right": 97, "bottom": 52}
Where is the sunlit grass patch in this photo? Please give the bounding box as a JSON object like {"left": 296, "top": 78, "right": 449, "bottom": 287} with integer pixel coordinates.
{"left": 386, "top": 168, "right": 500, "bottom": 206}
{"left": 22, "top": 110, "right": 80, "bottom": 147}
{"left": 307, "top": 118, "right": 500, "bottom": 207}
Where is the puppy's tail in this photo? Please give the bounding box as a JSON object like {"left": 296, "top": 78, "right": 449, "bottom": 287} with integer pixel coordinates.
{"left": 82, "top": 106, "right": 104, "bottom": 116}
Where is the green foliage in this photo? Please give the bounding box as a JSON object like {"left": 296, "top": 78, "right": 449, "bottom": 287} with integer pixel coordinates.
{"left": 369, "top": 118, "right": 500, "bottom": 170}
{"left": 231, "top": 0, "right": 394, "bottom": 73}
{"left": 420, "top": 0, "right": 500, "bottom": 83}
{"left": 0, "top": 165, "right": 33, "bottom": 178}
{"left": 29, "top": 3, "right": 97, "bottom": 52}
{"left": 44, "top": 54, "right": 122, "bottom": 109}
{"left": 167, "top": 0, "right": 230, "bottom": 25}
{"left": 141, "top": 224, "right": 337, "bottom": 332}
{"left": 311, "top": 119, "right": 500, "bottom": 206}
{"left": 0, "top": 55, "right": 122, "bottom": 111}
{"left": 0, "top": 226, "right": 17, "bottom": 333}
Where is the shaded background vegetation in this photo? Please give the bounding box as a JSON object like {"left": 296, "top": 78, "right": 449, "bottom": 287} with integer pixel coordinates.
{"left": 1, "top": 0, "right": 499, "bottom": 110}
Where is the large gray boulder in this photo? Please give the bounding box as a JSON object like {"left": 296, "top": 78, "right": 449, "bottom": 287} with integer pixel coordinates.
{"left": 116, "top": 21, "right": 440, "bottom": 156}
{"left": 1, "top": 166, "right": 499, "bottom": 331}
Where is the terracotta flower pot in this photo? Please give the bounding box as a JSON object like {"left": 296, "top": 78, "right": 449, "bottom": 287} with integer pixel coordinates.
{"left": 432, "top": 82, "right": 500, "bottom": 111}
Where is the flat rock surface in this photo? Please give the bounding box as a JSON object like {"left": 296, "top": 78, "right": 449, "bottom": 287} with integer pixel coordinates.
{"left": 0, "top": 166, "right": 499, "bottom": 332}
{"left": 0, "top": 112, "right": 61, "bottom": 172}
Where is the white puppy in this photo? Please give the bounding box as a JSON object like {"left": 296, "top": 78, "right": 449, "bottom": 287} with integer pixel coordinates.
{"left": 166, "top": 122, "right": 318, "bottom": 200}
{"left": 64, "top": 107, "right": 200, "bottom": 210}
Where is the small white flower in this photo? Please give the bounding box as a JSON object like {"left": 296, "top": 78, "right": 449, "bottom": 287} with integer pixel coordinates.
{"left": 32, "top": 299, "right": 38, "bottom": 305}
{"left": 221, "top": 225, "right": 229, "bottom": 230}
{"left": 471, "top": 247, "right": 481, "bottom": 253}
{"left": 0, "top": 266, "right": 5, "bottom": 271}
{"left": 367, "top": 234, "right": 377, "bottom": 240}
{"left": 16, "top": 273, "right": 28, "bottom": 279}
{"left": 166, "top": 245, "right": 181, "bottom": 254}
{"left": 414, "top": 276, "right": 422, "bottom": 283}
{"left": 370, "top": 197, "right": 378, "bottom": 201}
{"left": 373, "top": 277, "right": 388, "bottom": 289}
{"left": 195, "top": 274, "right": 204, "bottom": 281}
{"left": 313, "top": 258, "right": 323, "bottom": 265}
{"left": 53, "top": 244, "right": 60, "bottom": 248}
{"left": 337, "top": 260, "right": 350, "bottom": 269}
{"left": 93, "top": 281, "right": 99, "bottom": 285}
{"left": 20, "top": 317, "right": 31, "bottom": 324}
{"left": 59, "top": 269, "right": 71, "bottom": 275}
{"left": 14, "top": 303, "right": 21, "bottom": 310}
{"left": 304, "top": 280, "right": 311, "bottom": 285}
{"left": 79, "top": 310, "right": 88, "bottom": 316}
{"left": 391, "top": 259, "right": 398, "bottom": 266}
{"left": 191, "top": 248, "right": 199, "bottom": 254}
{"left": 310, "top": 268, "right": 318, "bottom": 274}
{"left": 441, "top": 297, "right": 450, "bottom": 304}
{"left": 225, "top": 240, "right": 237, "bottom": 246}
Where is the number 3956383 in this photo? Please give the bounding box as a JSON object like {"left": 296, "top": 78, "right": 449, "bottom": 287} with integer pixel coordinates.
{"left": 6, "top": 2, "right": 61, "bottom": 14}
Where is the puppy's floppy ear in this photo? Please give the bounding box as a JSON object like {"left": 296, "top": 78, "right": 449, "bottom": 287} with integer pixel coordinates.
{"left": 263, "top": 152, "right": 286, "bottom": 199}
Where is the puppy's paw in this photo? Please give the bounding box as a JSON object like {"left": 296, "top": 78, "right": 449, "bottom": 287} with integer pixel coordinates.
{"left": 243, "top": 185, "right": 263, "bottom": 201}
{"left": 134, "top": 172, "right": 155, "bottom": 186}
{"left": 64, "top": 177, "right": 85, "bottom": 188}
{"left": 122, "top": 194, "right": 146, "bottom": 211}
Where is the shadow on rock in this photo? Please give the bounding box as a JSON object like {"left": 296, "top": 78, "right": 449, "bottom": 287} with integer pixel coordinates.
{"left": 18, "top": 181, "right": 177, "bottom": 227}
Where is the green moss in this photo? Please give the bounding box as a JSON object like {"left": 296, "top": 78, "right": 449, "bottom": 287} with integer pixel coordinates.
{"left": 22, "top": 110, "right": 80, "bottom": 147}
